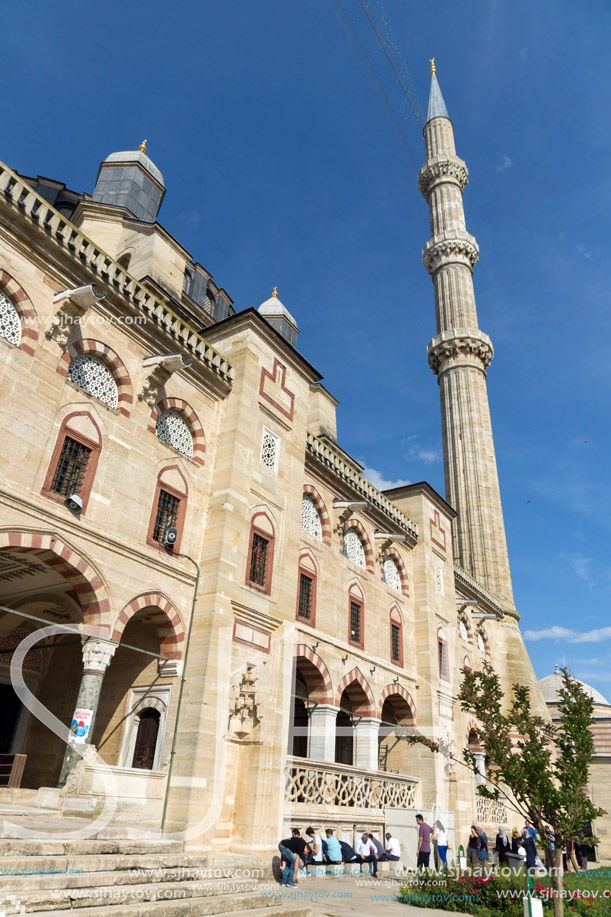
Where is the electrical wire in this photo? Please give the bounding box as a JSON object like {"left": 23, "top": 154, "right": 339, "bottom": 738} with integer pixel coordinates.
{"left": 328, "top": 0, "right": 419, "bottom": 173}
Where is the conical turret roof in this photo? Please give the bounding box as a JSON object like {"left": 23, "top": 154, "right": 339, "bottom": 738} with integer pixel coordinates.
{"left": 426, "top": 72, "right": 450, "bottom": 123}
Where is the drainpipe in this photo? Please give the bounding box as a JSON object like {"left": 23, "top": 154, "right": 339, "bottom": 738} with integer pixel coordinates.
{"left": 160, "top": 551, "right": 200, "bottom": 833}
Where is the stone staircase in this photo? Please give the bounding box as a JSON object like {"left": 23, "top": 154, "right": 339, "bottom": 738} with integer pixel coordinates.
{"left": 0, "top": 840, "right": 311, "bottom": 917}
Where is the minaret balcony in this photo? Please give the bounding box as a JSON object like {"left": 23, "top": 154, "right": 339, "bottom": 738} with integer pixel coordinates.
{"left": 428, "top": 328, "right": 494, "bottom": 376}
{"left": 423, "top": 230, "right": 479, "bottom": 275}
{"left": 418, "top": 155, "right": 468, "bottom": 200}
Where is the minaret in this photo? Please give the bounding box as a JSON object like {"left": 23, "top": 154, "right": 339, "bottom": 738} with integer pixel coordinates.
{"left": 419, "top": 60, "right": 516, "bottom": 616}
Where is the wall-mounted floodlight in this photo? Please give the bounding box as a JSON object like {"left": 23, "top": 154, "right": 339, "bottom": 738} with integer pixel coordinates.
{"left": 470, "top": 611, "right": 498, "bottom": 621}
{"left": 333, "top": 500, "right": 372, "bottom": 511}
{"left": 53, "top": 284, "right": 105, "bottom": 309}
{"left": 143, "top": 353, "right": 193, "bottom": 373}
{"left": 375, "top": 532, "right": 409, "bottom": 543}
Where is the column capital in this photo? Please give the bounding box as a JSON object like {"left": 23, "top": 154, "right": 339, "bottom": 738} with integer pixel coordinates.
{"left": 82, "top": 638, "right": 117, "bottom": 674}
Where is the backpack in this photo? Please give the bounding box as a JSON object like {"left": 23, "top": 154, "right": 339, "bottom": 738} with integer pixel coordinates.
{"left": 322, "top": 839, "right": 329, "bottom": 858}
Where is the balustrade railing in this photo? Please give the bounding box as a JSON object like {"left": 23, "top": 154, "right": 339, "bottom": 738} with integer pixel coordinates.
{"left": 285, "top": 756, "right": 418, "bottom": 810}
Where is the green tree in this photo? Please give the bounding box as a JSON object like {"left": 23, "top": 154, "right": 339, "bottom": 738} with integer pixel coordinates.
{"left": 411, "top": 665, "right": 603, "bottom": 917}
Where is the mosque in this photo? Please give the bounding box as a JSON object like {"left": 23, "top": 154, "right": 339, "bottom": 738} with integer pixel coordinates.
{"left": 0, "top": 63, "right": 606, "bottom": 870}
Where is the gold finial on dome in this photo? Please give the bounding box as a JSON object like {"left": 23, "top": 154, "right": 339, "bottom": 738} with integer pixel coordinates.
{"left": 272, "top": 286, "right": 278, "bottom": 298}
{"left": 139, "top": 139, "right": 147, "bottom": 153}
{"left": 430, "top": 58, "right": 436, "bottom": 75}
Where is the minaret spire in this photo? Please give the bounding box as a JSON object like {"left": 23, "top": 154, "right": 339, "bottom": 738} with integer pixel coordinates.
{"left": 419, "top": 65, "right": 516, "bottom": 616}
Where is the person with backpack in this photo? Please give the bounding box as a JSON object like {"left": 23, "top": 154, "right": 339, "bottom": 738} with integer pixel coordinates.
{"left": 305, "top": 826, "right": 324, "bottom": 866}
{"left": 340, "top": 839, "right": 358, "bottom": 862}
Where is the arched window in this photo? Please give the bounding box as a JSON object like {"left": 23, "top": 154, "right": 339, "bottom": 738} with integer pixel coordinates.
{"left": 477, "top": 629, "right": 486, "bottom": 654}
{"left": 246, "top": 512, "right": 275, "bottom": 594}
{"left": 0, "top": 291, "right": 21, "bottom": 346}
{"left": 155, "top": 410, "right": 194, "bottom": 458}
{"left": 297, "top": 552, "right": 317, "bottom": 626}
{"left": 458, "top": 617, "right": 469, "bottom": 642}
{"left": 348, "top": 584, "right": 364, "bottom": 649}
{"left": 42, "top": 411, "right": 102, "bottom": 513}
{"left": 343, "top": 528, "right": 366, "bottom": 568}
{"left": 147, "top": 465, "right": 188, "bottom": 554}
{"left": 301, "top": 494, "right": 322, "bottom": 540}
{"left": 383, "top": 556, "right": 402, "bottom": 592}
{"left": 390, "top": 608, "right": 403, "bottom": 667}
{"left": 68, "top": 354, "right": 118, "bottom": 409}
{"left": 438, "top": 627, "right": 449, "bottom": 681}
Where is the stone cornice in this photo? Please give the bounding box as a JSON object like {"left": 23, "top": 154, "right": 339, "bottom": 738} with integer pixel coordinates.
{"left": 0, "top": 162, "right": 233, "bottom": 391}
{"left": 423, "top": 230, "right": 479, "bottom": 275}
{"left": 454, "top": 566, "right": 503, "bottom": 616}
{"left": 418, "top": 155, "right": 468, "bottom": 200}
{"left": 428, "top": 328, "right": 494, "bottom": 375}
{"left": 305, "top": 433, "right": 419, "bottom": 543}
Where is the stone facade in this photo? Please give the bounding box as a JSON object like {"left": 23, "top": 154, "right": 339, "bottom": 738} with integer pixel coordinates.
{"left": 0, "top": 71, "right": 553, "bottom": 866}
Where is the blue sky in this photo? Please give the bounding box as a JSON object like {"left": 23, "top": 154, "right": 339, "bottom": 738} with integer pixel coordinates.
{"left": 3, "top": 0, "right": 611, "bottom": 697}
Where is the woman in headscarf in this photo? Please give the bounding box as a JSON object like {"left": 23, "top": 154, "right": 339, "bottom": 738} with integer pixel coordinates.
{"left": 521, "top": 828, "right": 537, "bottom": 870}
{"left": 511, "top": 827, "right": 520, "bottom": 854}
{"left": 494, "top": 826, "right": 509, "bottom": 865}
{"left": 476, "top": 826, "right": 489, "bottom": 864}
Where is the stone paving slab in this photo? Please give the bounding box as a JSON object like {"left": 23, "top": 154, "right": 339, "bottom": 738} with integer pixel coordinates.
{"left": 289, "top": 875, "right": 469, "bottom": 917}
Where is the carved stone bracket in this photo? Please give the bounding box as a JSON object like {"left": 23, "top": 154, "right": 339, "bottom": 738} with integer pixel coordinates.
{"left": 46, "top": 284, "right": 105, "bottom": 348}
{"left": 228, "top": 663, "right": 261, "bottom": 742}
{"left": 423, "top": 232, "right": 479, "bottom": 275}
{"left": 418, "top": 156, "right": 469, "bottom": 199}
{"left": 428, "top": 328, "right": 494, "bottom": 375}
{"left": 139, "top": 364, "right": 172, "bottom": 407}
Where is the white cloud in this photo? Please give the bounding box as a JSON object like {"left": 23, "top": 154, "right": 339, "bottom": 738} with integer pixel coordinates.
{"left": 561, "top": 552, "right": 595, "bottom": 590}
{"left": 362, "top": 467, "right": 410, "bottom": 491}
{"left": 496, "top": 153, "right": 512, "bottom": 173}
{"left": 524, "top": 626, "right": 611, "bottom": 644}
{"left": 577, "top": 244, "right": 593, "bottom": 261}
{"left": 406, "top": 445, "right": 442, "bottom": 465}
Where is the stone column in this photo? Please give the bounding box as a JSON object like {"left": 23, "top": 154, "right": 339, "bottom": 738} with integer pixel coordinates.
{"left": 354, "top": 718, "right": 381, "bottom": 771}
{"left": 57, "top": 638, "right": 117, "bottom": 787}
{"left": 307, "top": 704, "right": 338, "bottom": 762}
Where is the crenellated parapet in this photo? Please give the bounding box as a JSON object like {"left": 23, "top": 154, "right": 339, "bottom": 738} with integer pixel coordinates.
{"left": 418, "top": 155, "right": 469, "bottom": 200}
{"left": 428, "top": 328, "right": 493, "bottom": 376}
{"left": 422, "top": 231, "right": 479, "bottom": 275}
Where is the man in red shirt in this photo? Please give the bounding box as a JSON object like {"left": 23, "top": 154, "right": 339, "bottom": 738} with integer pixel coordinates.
{"left": 416, "top": 814, "right": 435, "bottom": 869}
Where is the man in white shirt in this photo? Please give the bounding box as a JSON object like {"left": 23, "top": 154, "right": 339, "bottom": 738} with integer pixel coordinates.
{"left": 355, "top": 832, "right": 378, "bottom": 876}
{"left": 305, "top": 826, "right": 324, "bottom": 864}
{"left": 385, "top": 833, "right": 401, "bottom": 861}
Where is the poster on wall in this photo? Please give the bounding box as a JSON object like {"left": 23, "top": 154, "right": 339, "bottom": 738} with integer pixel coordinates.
{"left": 70, "top": 708, "right": 93, "bottom": 742}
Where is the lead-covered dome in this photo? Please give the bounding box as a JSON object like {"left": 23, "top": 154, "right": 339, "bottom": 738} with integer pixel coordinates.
{"left": 539, "top": 666, "right": 609, "bottom": 706}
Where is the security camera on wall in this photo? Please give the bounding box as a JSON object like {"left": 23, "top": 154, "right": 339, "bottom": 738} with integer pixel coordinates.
{"left": 65, "top": 494, "right": 83, "bottom": 513}
{"left": 164, "top": 527, "right": 178, "bottom": 548}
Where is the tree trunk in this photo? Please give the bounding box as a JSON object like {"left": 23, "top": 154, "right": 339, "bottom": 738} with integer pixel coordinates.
{"left": 551, "top": 846, "right": 564, "bottom": 917}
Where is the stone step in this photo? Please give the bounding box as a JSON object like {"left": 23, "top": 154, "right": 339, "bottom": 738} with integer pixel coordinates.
{"left": 0, "top": 858, "right": 217, "bottom": 891}
{"left": 8, "top": 891, "right": 311, "bottom": 916}
{"left": 0, "top": 840, "right": 183, "bottom": 857}
{"left": 5, "top": 881, "right": 289, "bottom": 912}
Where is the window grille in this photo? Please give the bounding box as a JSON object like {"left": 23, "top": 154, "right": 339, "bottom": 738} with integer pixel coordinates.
{"left": 350, "top": 601, "right": 362, "bottom": 645}
{"left": 391, "top": 623, "right": 401, "bottom": 663}
{"left": 343, "top": 529, "right": 366, "bottom": 568}
{"left": 156, "top": 410, "right": 194, "bottom": 457}
{"left": 0, "top": 291, "right": 21, "bottom": 346}
{"left": 249, "top": 532, "right": 269, "bottom": 587}
{"left": 458, "top": 618, "right": 469, "bottom": 641}
{"left": 260, "top": 428, "right": 279, "bottom": 471}
{"left": 301, "top": 495, "right": 322, "bottom": 540}
{"left": 298, "top": 573, "right": 313, "bottom": 620}
{"left": 383, "top": 556, "right": 401, "bottom": 591}
{"left": 434, "top": 564, "right": 444, "bottom": 594}
{"left": 438, "top": 640, "right": 448, "bottom": 679}
{"left": 67, "top": 354, "right": 119, "bottom": 409}
{"left": 50, "top": 436, "right": 92, "bottom": 497}
{"left": 477, "top": 631, "right": 486, "bottom": 654}
{"left": 152, "top": 489, "right": 180, "bottom": 549}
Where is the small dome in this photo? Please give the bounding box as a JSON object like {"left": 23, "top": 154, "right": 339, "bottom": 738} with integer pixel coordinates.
{"left": 538, "top": 667, "right": 609, "bottom": 706}
{"left": 258, "top": 291, "right": 298, "bottom": 331}
{"left": 103, "top": 150, "right": 164, "bottom": 187}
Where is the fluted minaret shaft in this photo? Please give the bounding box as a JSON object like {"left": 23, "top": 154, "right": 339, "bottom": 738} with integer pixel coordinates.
{"left": 420, "top": 72, "right": 516, "bottom": 614}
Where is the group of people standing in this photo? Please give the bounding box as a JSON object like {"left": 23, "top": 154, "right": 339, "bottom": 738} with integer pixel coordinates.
{"left": 277, "top": 827, "right": 401, "bottom": 887}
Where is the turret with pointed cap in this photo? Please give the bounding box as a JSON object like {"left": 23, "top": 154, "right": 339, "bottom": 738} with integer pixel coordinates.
{"left": 258, "top": 287, "right": 299, "bottom": 348}
{"left": 92, "top": 141, "right": 165, "bottom": 223}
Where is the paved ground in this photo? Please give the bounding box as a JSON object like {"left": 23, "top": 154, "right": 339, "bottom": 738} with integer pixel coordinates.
{"left": 274, "top": 874, "right": 467, "bottom": 917}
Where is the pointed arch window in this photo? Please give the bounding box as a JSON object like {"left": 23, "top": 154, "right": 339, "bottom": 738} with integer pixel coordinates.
{"left": 458, "top": 617, "right": 469, "bottom": 642}
{"left": 0, "top": 291, "right": 21, "bottom": 346}
{"left": 343, "top": 528, "right": 366, "bottom": 568}
{"left": 390, "top": 608, "right": 403, "bottom": 667}
{"left": 383, "top": 556, "right": 402, "bottom": 592}
{"left": 147, "top": 466, "right": 188, "bottom": 554}
{"left": 477, "top": 629, "right": 486, "bottom": 654}
{"left": 301, "top": 494, "right": 322, "bottom": 540}
{"left": 438, "top": 627, "right": 449, "bottom": 681}
{"left": 246, "top": 512, "right": 275, "bottom": 594}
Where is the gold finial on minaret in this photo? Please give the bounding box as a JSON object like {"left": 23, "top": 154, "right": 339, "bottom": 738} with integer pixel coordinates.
{"left": 430, "top": 58, "right": 436, "bottom": 75}
{"left": 139, "top": 139, "right": 147, "bottom": 153}
{"left": 272, "top": 286, "right": 278, "bottom": 298}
